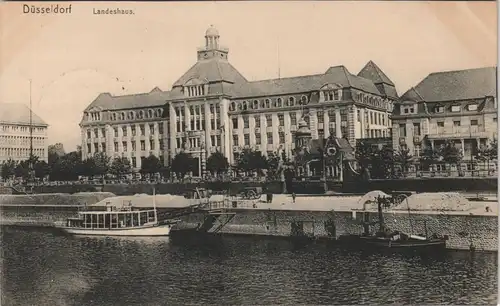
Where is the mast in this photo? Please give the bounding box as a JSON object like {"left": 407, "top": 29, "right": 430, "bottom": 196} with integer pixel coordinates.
{"left": 153, "top": 187, "right": 158, "bottom": 223}
{"left": 377, "top": 196, "right": 385, "bottom": 233}
{"left": 29, "top": 79, "right": 33, "bottom": 183}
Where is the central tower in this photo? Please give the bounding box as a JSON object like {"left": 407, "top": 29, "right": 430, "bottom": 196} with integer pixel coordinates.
{"left": 197, "top": 25, "right": 229, "bottom": 61}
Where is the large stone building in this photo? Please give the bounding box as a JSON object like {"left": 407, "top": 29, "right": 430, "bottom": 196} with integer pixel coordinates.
{"left": 0, "top": 103, "right": 49, "bottom": 163}
{"left": 80, "top": 26, "right": 398, "bottom": 176}
{"left": 392, "top": 67, "right": 497, "bottom": 162}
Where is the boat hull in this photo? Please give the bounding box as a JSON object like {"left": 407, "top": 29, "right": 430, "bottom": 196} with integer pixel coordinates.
{"left": 337, "top": 235, "right": 447, "bottom": 252}
{"left": 58, "top": 224, "right": 172, "bottom": 237}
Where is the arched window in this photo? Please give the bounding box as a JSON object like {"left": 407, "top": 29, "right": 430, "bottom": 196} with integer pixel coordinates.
{"left": 138, "top": 110, "right": 144, "bottom": 119}
{"left": 260, "top": 100, "right": 266, "bottom": 108}
{"left": 265, "top": 99, "right": 271, "bottom": 108}
{"left": 230, "top": 102, "right": 236, "bottom": 111}
{"left": 272, "top": 99, "right": 278, "bottom": 108}
{"left": 156, "top": 109, "right": 162, "bottom": 117}
{"left": 128, "top": 111, "right": 134, "bottom": 120}
{"left": 289, "top": 96, "right": 296, "bottom": 106}
{"left": 253, "top": 100, "right": 259, "bottom": 109}
{"left": 238, "top": 102, "right": 243, "bottom": 111}
{"left": 300, "top": 96, "right": 307, "bottom": 105}
{"left": 242, "top": 101, "right": 248, "bottom": 111}
{"left": 277, "top": 98, "right": 283, "bottom": 108}
{"left": 148, "top": 109, "right": 154, "bottom": 118}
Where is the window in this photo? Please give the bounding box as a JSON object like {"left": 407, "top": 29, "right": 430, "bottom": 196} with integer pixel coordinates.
{"left": 114, "top": 128, "right": 118, "bottom": 137}
{"left": 435, "top": 106, "right": 444, "bottom": 113}
{"left": 267, "top": 132, "right": 273, "bottom": 144}
{"left": 290, "top": 113, "right": 297, "bottom": 126}
{"left": 278, "top": 114, "right": 284, "bottom": 126}
{"left": 333, "top": 90, "right": 339, "bottom": 100}
{"left": 244, "top": 134, "right": 250, "bottom": 146}
{"left": 232, "top": 135, "right": 239, "bottom": 146}
{"left": 158, "top": 123, "right": 163, "bottom": 134}
{"left": 470, "top": 119, "right": 478, "bottom": 126}
{"left": 94, "top": 143, "right": 99, "bottom": 152}
{"left": 277, "top": 98, "right": 283, "bottom": 108}
{"left": 318, "top": 111, "right": 324, "bottom": 123}
{"left": 150, "top": 140, "right": 155, "bottom": 150}
{"left": 399, "top": 124, "right": 406, "bottom": 137}
{"left": 122, "top": 142, "right": 127, "bottom": 152}
{"left": 451, "top": 105, "right": 460, "bottom": 112}
{"left": 254, "top": 115, "right": 260, "bottom": 128}
{"left": 243, "top": 116, "right": 249, "bottom": 129}
{"left": 87, "top": 144, "right": 91, "bottom": 153}
{"left": 279, "top": 132, "right": 285, "bottom": 144}
{"left": 132, "top": 141, "right": 137, "bottom": 151}
{"left": 413, "top": 123, "right": 421, "bottom": 136}
{"left": 256, "top": 133, "right": 261, "bottom": 145}
{"left": 232, "top": 118, "right": 238, "bottom": 129}
{"left": 453, "top": 120, "right": 461, "bottom": 127}
{"left": 300, "top": 96, "right": 307, "bottom": 105}
{"left": 211, "top": 119, "right": 215, "bottom": 130}
{"left": 114, "top": 142, "right": 118, "bottom": 152}
{"left": 94, "top": 129, "right": 98, "bottom": 138}
{"left": 132, "top": 158, "right": 136, "bottom": 168}
{"left": 102, "top": 143, "right": 106, "bottom": 152}
{"left": 140, "top": 124, "right": 145, "bottom": 136}
{"left": 468, "top": 104, "right": 478, "bottom": 111}
{"left": 101, "top": 128, "right": 106, "bottom": 137}
{"left": 266, "top": 115, "right": 272, "bottom": 127}
{"left": 131, "top": 126, "right": 136, "bottom": 136}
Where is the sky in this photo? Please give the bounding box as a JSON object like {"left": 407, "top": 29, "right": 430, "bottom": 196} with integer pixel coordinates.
{"left": 0, "top": 1, "right": 497, "bottom": 152}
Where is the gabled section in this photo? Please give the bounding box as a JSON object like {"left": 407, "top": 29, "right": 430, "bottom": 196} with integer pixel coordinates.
{"left": 400, "top": 87, "right": 424, "bottom": 103}
{"left": 358, "top": 60, "right": 395, "bottom": 86}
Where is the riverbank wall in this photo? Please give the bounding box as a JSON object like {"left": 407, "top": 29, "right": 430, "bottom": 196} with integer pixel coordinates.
{"left": 174, "top": 208, "right": 498, "bottom": 252}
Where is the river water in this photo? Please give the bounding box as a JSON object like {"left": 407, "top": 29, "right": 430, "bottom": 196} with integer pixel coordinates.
{"left": 1, "top": 226, "right": 497, "bottom": 305}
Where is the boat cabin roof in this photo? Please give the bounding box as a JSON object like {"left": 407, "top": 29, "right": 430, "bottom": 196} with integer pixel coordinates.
{"left": 78, "top": 209, "right": 156, "bottom": 215}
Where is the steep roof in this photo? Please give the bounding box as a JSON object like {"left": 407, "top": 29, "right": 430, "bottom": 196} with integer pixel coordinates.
{"left": 85, "top": 89, "right": 172, "bottom": 112}
{"left": 230, "top": 65, "right": 382, "bottom": 98}
{"left": 357, "top": 60, "right": 395, "bottom": 86}
{"left": 172, "top": 58, "right": 247, "bottom": 87}
{"left": 405, "top": 67, "right": 497, "bottom": 102}
{"left": 0, "top": 103, "right": 48, "bottom": 126}
{"left": 400, "top": 87, "right": 425, "bottom": 102}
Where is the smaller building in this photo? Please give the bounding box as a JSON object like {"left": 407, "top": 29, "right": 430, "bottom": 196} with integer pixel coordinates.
{"left": 0, "top": 103, "right": 49, "bottom": 163}
{"left": 392, "top": 67, "right": 497, "bottom": 161}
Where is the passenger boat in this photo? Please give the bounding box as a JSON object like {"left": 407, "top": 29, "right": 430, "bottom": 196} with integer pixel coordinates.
{"left": 338, "top": 193, "right": 447, "bottom": 252}
{"left": 56, "top": 190, "right": 177, "bottom": 237}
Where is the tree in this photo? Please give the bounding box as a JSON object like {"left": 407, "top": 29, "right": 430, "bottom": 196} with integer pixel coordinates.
{"left": 355, "top": 142, "right": 374, "bottom": 170}
{"left": 109, "top": 157, "right": 132, "bottom": 178}
{"left": 420, "top": 144, "right": 441, "bottom": 171}
{"left": 266, "top": 151, "right": 282, "bottom": 180}
{"left": 1, "top": 159, "right": 16, "bottom": 180}
{"left": 140, "top": 155, "right": 162, "bottom": 178}
{"left": 82, "top": 152, "right": 110, "bottom": 179}
{"left": 488, "top": 139, "right": 497, "bottom": 161}
{"left": 34, "top": 160, "right": 50, "bottom": 179}
{"left": 394, "top": 147, "right": 413, "bottom": 175}
{"left": 235, "top": 148, "right": 268, "bottom": 176}
{"left": 171, "top": 152, "right": 195, "bottom": 179}
{"left": 206, "top": 151, "right": 229, "bottom": 176}
{"left": 440, "top": 140, "right": 463, "bottom": 165}
{"left": 49, "top": 150, "right": 83, "bottom": 181}
{"left": 14, "top": 160, "right": 30, "bottom": 180}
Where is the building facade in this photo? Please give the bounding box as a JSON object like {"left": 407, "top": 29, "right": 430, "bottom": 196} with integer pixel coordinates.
{"left": 79, "top": 26, "right": 399, "bottom": 176}
{"left": 391, "top": 67, "right": 497, "bottom": 162}
{"left": 0, "top": 103, "right": 49, "bottom": 163}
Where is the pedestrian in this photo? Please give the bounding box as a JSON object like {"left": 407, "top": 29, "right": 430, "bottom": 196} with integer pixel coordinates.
{"left": 292, "top": 192, "right": 296, "bottom": 203}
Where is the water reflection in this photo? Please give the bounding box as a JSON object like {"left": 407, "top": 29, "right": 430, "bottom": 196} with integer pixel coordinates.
{"left": 1, "top": 227, "right": 497, "bottom": 306}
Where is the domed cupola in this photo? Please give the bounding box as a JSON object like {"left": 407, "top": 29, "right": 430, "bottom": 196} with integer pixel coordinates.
{"left": 296, "top": 118, "right": 311, "bottom": 137}
{"left": 205, "top": 25, "right": 220, "bottom": 50}
{"left": 295, "top": 117, "right": 312, "bottom": 150}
